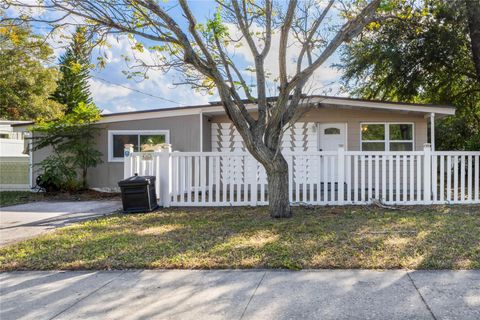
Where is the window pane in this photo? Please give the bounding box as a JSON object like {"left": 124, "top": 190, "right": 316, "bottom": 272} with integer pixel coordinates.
{"left": 361, "top": 124, "right": 385, "bottom": 140}
{"left": 113, "top": 135, "right": 137, "bottom": 158}
{"left": 362, "top": 142, "right": 385, "bottom": 151}
{"left": 140, "top": 134, "right": 166, "bottom": 152}
{"left": 389, "top": 124, "right": 413, "bottom": 140}
{"left": 324, "top": 127, "right": 340, "bottom": 135}
{"left": 390, "top": 142, "right": 413, "bottom": 151}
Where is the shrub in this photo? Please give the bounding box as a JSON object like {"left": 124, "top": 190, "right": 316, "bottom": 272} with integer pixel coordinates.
{"left": 32, "top": 102, "right": 102, "bottom": 191}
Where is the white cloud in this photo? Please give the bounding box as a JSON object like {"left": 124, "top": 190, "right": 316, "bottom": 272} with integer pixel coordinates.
{"left": 85, "top": 34, "right": 213, "bottom": 112}
{"left": 89, "top": 79, "right": 131, "bottom": 102}
{"left": 102, "top": 104, "right": 138, "bottom": 114}
{"left": 7, "top": 3, "right": 88, "bottom": 63}
{"left": 314, "top": 65, "right": 342, "bottom": 82}
{"left": 8, "top": 1, "right": 345, "bottom": 115}
{"left": 135, "top": 72, "right": 211, "bottom": 106}
{"left": 113, "top": 105, "right": 137, "bottom": 113}
{"left": 224, "top": 15, "right": 343, "bottom": 96}
{"left": 6, "top": 0, "right": 46, "bottom": 17}
{"left": 92, "top": 25, "right": 342, "bottom": 112}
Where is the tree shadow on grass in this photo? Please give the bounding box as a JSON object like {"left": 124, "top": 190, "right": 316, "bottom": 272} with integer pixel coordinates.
{"left": 2, "top": 204, "right": 479, "bottom": 271}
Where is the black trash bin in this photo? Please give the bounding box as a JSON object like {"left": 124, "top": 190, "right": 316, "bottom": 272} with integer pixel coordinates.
{"left": 118, "top": 174, "right": 158, "bottom": 213}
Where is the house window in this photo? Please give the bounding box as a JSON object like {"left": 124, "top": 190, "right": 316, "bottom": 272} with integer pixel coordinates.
{"left": 361, "top": 123, "right": 414, "bottom": 151}
{"left": 324, "top": 127, "right": 341, "bottom": 135}
{"left": 389, "top": 123, "right": 413, "bottom": 151}
{"left": 108, "top": 130, "right": 170, "bottom": 162}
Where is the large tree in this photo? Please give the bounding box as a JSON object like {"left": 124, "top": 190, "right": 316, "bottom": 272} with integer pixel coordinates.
{"left": 52, "top": 27, "right": 93, "bottom": 113}
{"left": 5, "top": 0, "right": 388, "bottom": 217}
{"left": 465, "top": 0, "right": 480, "bottom": 83}
{"left": 0, "top": 20, "right": 64, "bottom": 120}
{"left": 339, "top": 0, "right": 480, "bottom": 150}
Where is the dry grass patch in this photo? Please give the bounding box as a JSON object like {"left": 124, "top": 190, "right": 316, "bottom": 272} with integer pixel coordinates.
{"left": 0, "top": 205, "right": 479, "bottom": 270}
{"left": 0, "top": 191, "right": 44, "bottom": 207}
{"left": 0, "top": 190, "right": 120, "bottom": 207}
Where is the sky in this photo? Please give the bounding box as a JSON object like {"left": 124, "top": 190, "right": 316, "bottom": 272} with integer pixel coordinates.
{"left": 7, "top": 0, "right": 346, "bottom": 115}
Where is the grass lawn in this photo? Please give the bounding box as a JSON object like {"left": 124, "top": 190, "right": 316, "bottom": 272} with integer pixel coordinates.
{"left": 0, "top": 190, "right": 120, "bottom": 207}
{"left": 1, "top": 205, "right": 479, "bottom": 270}
{"left": 0, "top": 191, "right": 44, "bottom": 207}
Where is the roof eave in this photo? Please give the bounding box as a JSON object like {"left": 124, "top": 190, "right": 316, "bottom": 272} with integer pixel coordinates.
{"left": 312, "top": 97, "right": 455, "bottom": 115}
{"left": 12, "top": 95, "right": 456, "bottom": 127}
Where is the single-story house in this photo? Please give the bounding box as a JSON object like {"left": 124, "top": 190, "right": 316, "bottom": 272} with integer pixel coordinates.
{"left": 12, "top": 95, "right": 456, "bottom": 192}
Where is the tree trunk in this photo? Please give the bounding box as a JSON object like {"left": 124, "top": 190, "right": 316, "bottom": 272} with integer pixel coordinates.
{"left": 82, "top": 168, "right": 87, "bottom": 190}
{"left": 465, "top": 0, "right": 480, "bottom": 83}
{"left": 266, "top": 157, "right": 291, "bottom": 218}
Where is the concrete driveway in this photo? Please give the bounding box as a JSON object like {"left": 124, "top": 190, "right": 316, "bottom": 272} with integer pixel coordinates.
{"left": 0, "top": 201, "right": 121, "bottom": 246}
{"left": 0, "top": 270, "right": 479, "bottom": 320}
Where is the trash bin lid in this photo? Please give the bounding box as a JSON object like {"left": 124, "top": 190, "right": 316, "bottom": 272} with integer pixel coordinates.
{"left": 118, "top": 175, "right": 156, "bottom": 187}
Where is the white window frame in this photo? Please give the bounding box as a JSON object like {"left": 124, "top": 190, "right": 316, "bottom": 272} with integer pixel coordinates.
{"left": 108, "top": 130, "right": 170, "bottom": 162}
{"left": 360, "top": 122, "right": 415, "bottom": 151}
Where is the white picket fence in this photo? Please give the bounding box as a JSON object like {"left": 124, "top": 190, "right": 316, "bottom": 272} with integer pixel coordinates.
{"left": 124, "top": 146, "right": 480, "bottom": 207}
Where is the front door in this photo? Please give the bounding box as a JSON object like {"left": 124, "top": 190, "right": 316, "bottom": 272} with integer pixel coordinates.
{"left": 318, "top": 123, "right": 347, "bottom": 151}
{"left": 317, "top": 123, "right": 347, "bottom": 184}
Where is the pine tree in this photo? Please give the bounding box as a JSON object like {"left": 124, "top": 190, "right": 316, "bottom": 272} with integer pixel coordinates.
{"left": 52, "top": 27, "right": 92, "bottom": 113}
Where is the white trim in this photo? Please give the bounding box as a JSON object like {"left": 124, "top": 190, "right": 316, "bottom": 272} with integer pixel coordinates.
{"left": 199, "top": 111, "right": 203, "bottom": 151}
{"left": 360, "top": 122, "right": 415, "bottom": 151}
{"left": 14, "top": 100, "right": 455, "bottom": 128}
{"left": 430, "top": 113, "right": 435, "bottom": 151}
{"left": 98, "top": 107, "right": 207, "bottom": 124}
{"left": 26, "top": 132, "right": 33, "bottom": 189}
{"left": 108, "top": 130, "right": 170, "bottom": 162}
{"left": 312, "top": 97, "right": 455, "bottom": 115}
{"left": 345, "top": 123, "right": 348, "bottom": 150}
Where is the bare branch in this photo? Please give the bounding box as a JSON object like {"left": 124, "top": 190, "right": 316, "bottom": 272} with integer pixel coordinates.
{"left": 295, "top": 0, "right": 335, "bottom": 73}
{"left": 260, "top": 0, "right": 272, "bottom": 58}
{"left": 288, "top": 0, "right": 381, "bottom": 93}
{"left": 278, "top": 0, "right": 297, "bottom": 93}
{"left": 231, "top": 0, "right": 260, "bottom": 57}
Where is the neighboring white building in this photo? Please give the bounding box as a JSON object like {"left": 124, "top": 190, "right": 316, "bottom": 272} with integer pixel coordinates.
{"left": 0, "top": 120, "right": 31, "bottom": 191}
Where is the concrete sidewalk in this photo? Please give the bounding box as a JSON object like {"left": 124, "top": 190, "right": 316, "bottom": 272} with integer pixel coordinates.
{"left": 1, "top": 270, "right": 478, "bottom": 320}
{"left": 0, "top": 201, "right": 121, "bottom": 246}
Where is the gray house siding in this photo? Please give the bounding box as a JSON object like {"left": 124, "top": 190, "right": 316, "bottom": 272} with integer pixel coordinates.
{"left": 27, "top": 102, "right": 449, "bottom": 192}
{"left": 32, "top": 114, "right": 206, "bottom": 191}
{"left": 202, "top": 114, "right": 212, "bottom": 152}
{"left": 210, "top": 107, "right": 429, "bottom": 151}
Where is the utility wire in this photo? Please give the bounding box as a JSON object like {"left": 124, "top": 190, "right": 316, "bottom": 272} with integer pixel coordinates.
{"left": 91, "top": 75, "right": 188, "bottom": 106}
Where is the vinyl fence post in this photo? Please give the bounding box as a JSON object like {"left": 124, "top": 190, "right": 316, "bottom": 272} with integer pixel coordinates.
{"left": 337, "top": 145, "right": 345, "bottom": 204}
{"left": 158, "top": 145, "right": 172, "bottom": 207}
{"left": 250, "top": 156, "right": 258, "bottom": 206}
{"left": 423, "top": 143, "right": 432, "bottom": 203}
{"left": 123, "top": 144, "right": 134, "bottom": 179}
